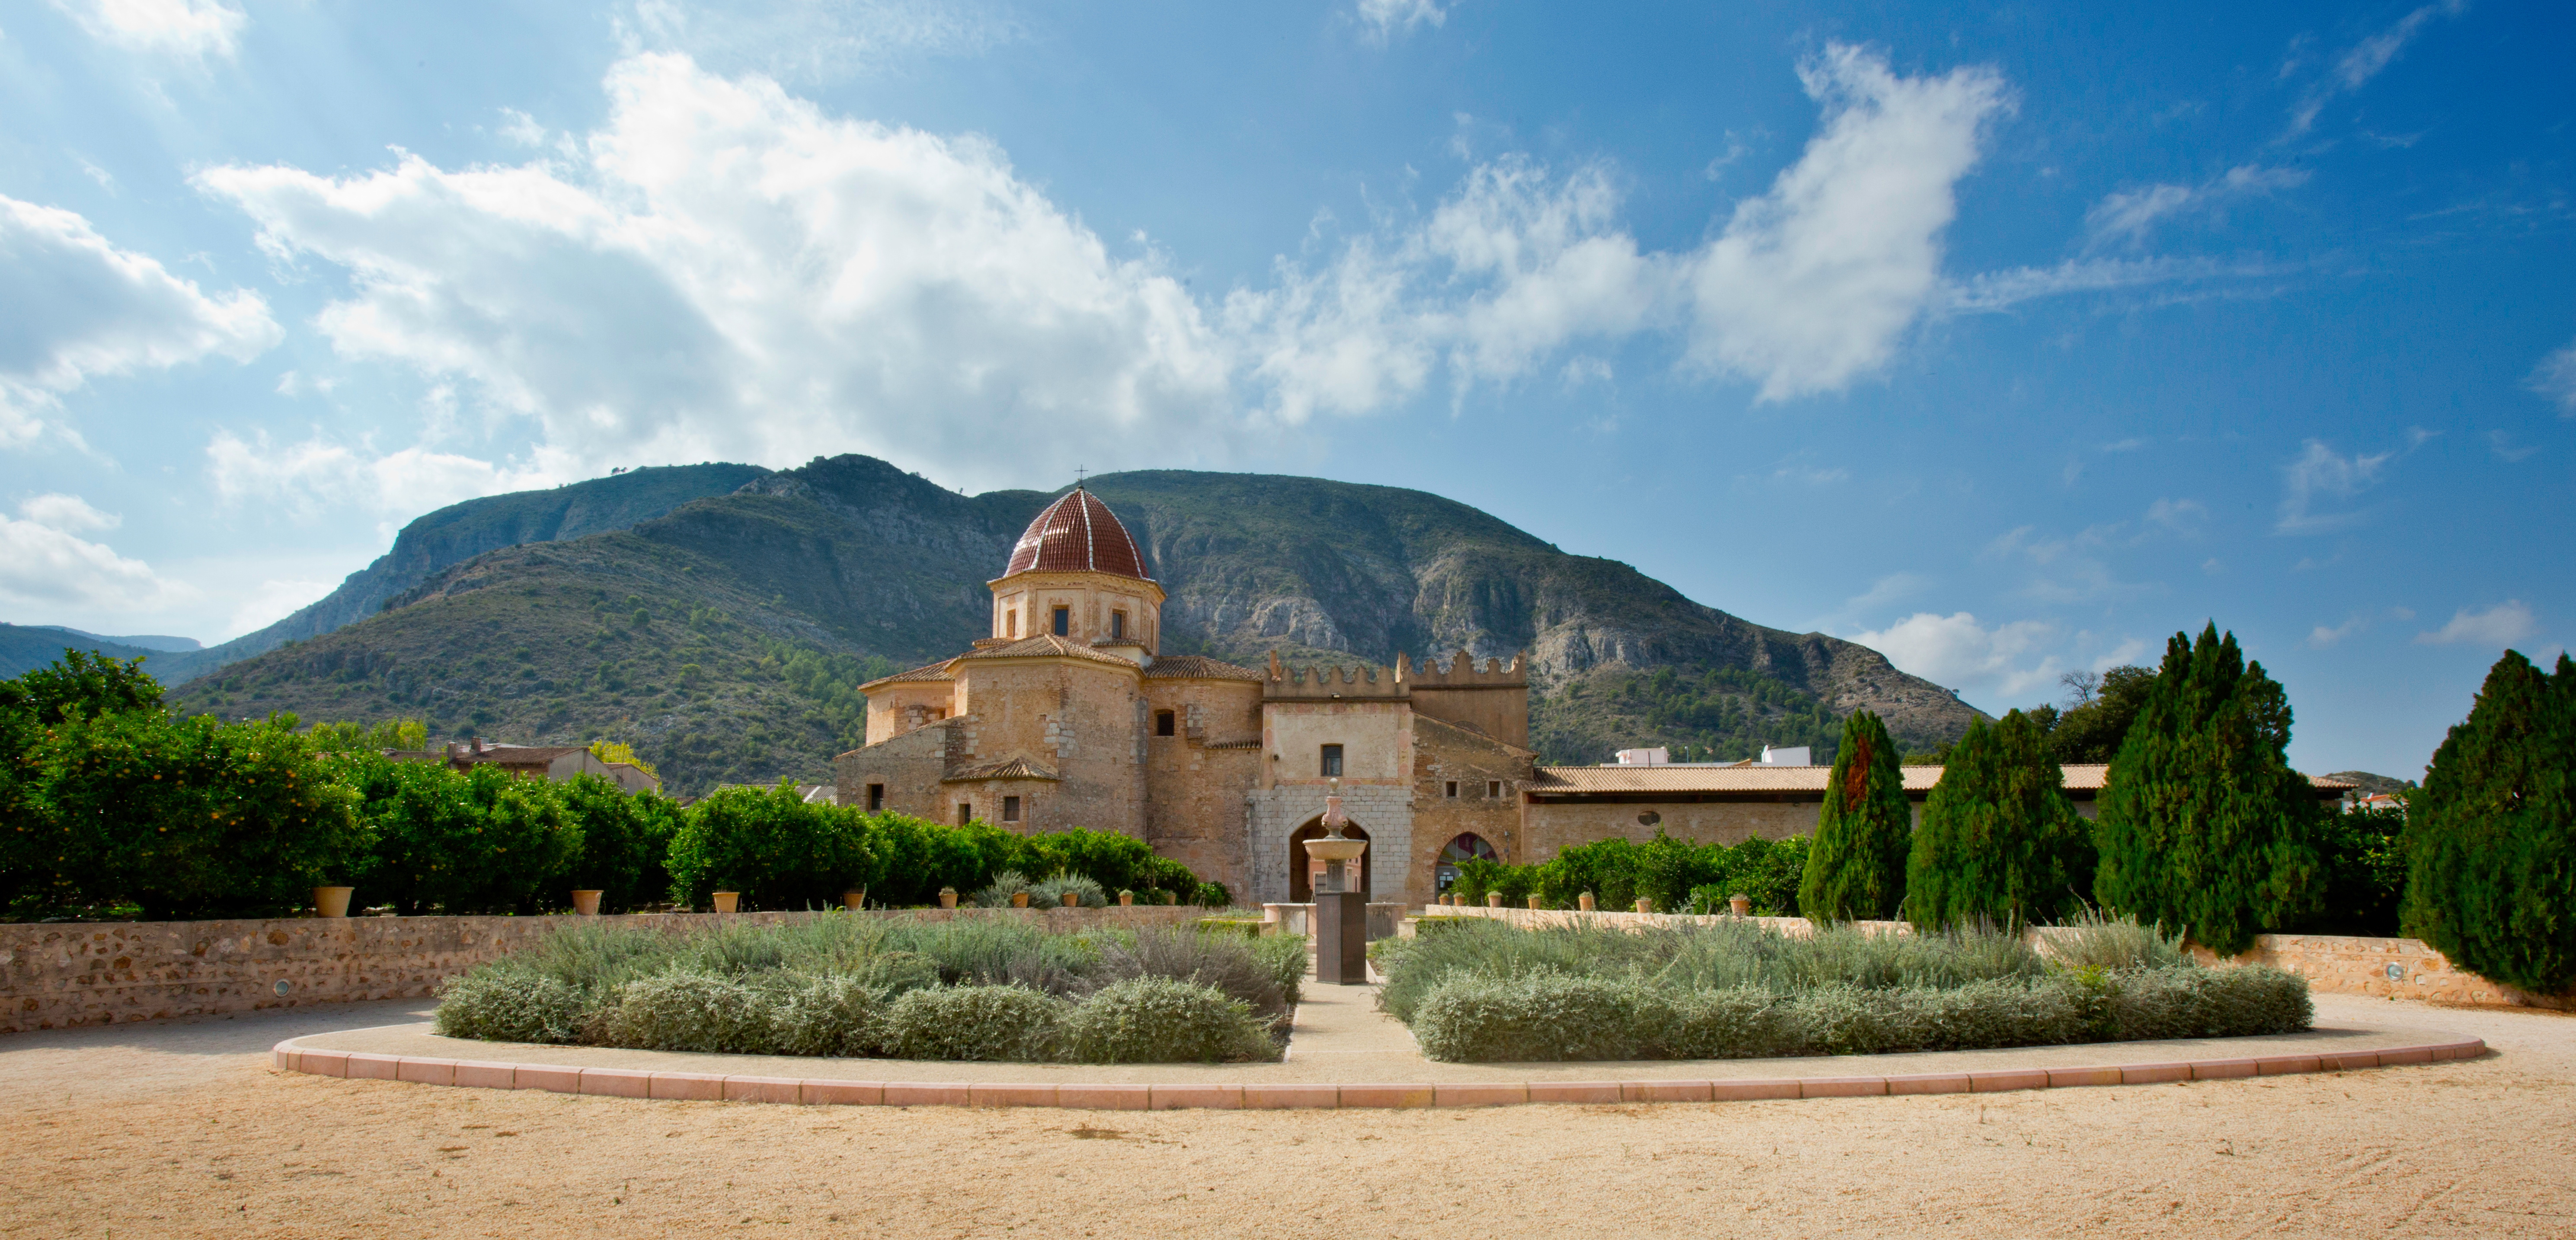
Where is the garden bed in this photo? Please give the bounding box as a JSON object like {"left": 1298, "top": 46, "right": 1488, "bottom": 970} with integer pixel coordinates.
{"left": 1375, "top": 915, "right": 2313, "bottom": 1063}
{"left": 433, "top": 917, "right": 1307, "bottom": 1064}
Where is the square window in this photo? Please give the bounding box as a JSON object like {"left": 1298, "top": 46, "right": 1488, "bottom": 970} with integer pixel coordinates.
{"left": 1002, "top": 795, "right": 1022, "bottom": 822}
{"left": 1052, "top": 606, "right": 1070, "bottom": 636}
{"left": 1111, "top": 610, "right": 1126, "bottom": 639}
{"left": 1155, "top": 710, "right": 1176, "bottom": 737}
{"left": 1489, "top": 780, "right": 1504, "bottom": 799}
{"left": 1320, "top": 744, "right": 1343, "bottom": 777}
{"left": 957, "top": 801, "right": 973, "bottom": 825}
{"left": 1444, "top": 780, "right": 1458, "bottom": 798}
{"left": 866, "top": 783, "right": 885, "bottom": 812}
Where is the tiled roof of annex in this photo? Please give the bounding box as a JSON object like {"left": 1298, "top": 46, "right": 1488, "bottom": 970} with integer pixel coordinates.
{"left": 945, "top": 756, "right": 1061, "bottom": 782}
{"left": 1002, "top": 487, "right": 1151, "bottom": 581}
{"left": 954, "top": 634, "right": 1143, "bottom": 668}
{"left": 857, "top": 659, "right": 959, "bottom": 691}
{"left": 1529, "top": 762, "right": 2356, "bottom": 796}
{"left": 1140, "top": 655, "right": 1262, "bottom": 681}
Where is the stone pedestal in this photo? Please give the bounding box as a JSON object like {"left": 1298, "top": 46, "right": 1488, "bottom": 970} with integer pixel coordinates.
{"left": 1316, "top": 891, "right": 1368, "bottom": 985}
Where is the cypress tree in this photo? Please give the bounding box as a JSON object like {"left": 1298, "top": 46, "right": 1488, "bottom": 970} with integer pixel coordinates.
{"left": 1799, "top": 710, "right": 1911, "bottom": 920}
{"left": 1907, "top": 709, "right": 2092, "bottom": 930}
{"left": 2402, "top": 650, "right": 2576, "bottom": 994}
{"left": 2093, "top": 624, "right": 2324, "bottom": 956}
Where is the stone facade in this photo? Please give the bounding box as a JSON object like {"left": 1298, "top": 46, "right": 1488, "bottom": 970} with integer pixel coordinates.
{"left": 0, "top": 907, "right": 1223, "bottom": 1034}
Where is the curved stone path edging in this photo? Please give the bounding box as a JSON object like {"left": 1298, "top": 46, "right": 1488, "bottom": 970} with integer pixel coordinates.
{"left": 270, "top": 1035, "right": 2487, "bottom": 1110}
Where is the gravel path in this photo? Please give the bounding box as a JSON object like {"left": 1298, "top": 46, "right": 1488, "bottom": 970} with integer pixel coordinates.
{"left": 2, "top": 993, "right": 2570, "bottom": 1238}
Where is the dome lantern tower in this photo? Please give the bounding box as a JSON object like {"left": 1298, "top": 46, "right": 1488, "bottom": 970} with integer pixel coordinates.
{"left": 987, "top": 486, "right": 1164, "bottom": 661}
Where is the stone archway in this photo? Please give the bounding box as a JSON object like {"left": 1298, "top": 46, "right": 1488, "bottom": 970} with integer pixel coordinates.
{"left": 1288, "top": 819, "right": 1372, "bottom": 903}
{"left": 1435, "top": 832, "right": 1497, "bottom": 894}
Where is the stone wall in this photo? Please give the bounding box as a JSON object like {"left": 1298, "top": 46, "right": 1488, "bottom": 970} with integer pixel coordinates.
{"left": 1422, "top": 907, "right": 2573, "bottom": 1009}
{"left": 0, "top": 906, "right": 1221, "bottom": 1035}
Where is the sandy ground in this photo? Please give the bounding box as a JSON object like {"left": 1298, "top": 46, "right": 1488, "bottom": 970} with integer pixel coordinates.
{"left": 3, "top": 993, "right": 2570, "bottom": 1239}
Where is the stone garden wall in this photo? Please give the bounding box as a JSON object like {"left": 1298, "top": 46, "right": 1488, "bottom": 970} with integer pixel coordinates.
{"left": 1427, "top": 905, "right": 2573, "bottom": 1010}
{"left": 0, "top": 905, "right": 1221, "bottom": 1035}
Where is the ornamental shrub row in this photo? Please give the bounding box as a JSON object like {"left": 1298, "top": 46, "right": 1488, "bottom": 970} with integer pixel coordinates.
{"left": 1448, "top": 834, "right": 1809, "bottom": 916}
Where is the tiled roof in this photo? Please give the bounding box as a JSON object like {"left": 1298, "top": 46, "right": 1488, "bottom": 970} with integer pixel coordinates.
{"left": 1531, "top": 762, "right": 2353, "bottom": 796}
{"left": 1141, "top": 654, "right": 1262, "bottom": 681}
{"left": 1202, "top": 739, "right": 1263, "bottom": 750}
{"left": 1003, "top": 487, "right": 1151, "bottom": 581}
{"left": 462, "top": 745, "right": 588, "bottom": 764}
{"left": 945, "top": 756, "right": 1061, "bottom": 782}
{"left": 954, "top": 634, "right": 1142, "bottom": 668}
{"left": 860, "top": 658, "right": 959, "bottom": 691}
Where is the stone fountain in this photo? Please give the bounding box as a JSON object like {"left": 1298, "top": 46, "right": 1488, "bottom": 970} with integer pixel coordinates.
{"left": 1307, "top": 778, "right": 1370, "bottom": 985}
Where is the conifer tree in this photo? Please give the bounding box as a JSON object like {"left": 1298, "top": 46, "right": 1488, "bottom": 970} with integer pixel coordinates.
{"left": 2401, "top": 650, "right": 2576, "bottom": 994}
{"left": 2092, "top": 624, "right": 2323, "bottom": 955}
{"left": 1799, "top": 709, "right": 1911, "bottom": 920}
{"left": 1906, "top": 709, "right": 2092, "bottom": 930}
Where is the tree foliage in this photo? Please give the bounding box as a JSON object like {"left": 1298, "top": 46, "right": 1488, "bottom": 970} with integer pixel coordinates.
{"left": 2402, "top": 650, "right": 2576, "bottom": 994}
{"left": 1906, "top": 710, "right": 2093, "bottom": 930}
{"left": 2092, "top": 625, "right": 2324, "bottom": 956}
{"left": 2026, "top": 665, "right": 2156, "bottom": 764}
{"left": 1799, "top": 710, "right": 1912, "bottom": 920}
{"left": 336, "top": 753, "right": 586, "bottom": 915}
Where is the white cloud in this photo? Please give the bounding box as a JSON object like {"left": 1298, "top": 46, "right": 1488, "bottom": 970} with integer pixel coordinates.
{"left": 0, "top": 499, "right": 189, "bottom": 613}
{"left": 224, "top": 578, "right": 335, "bottom": 639}
{"left": 2415, "top": 601, "right": 2537, "bottom": 648}
{"left": 2530, "top": 339, "right": 2576, "bottom": 415}
{"left": 1681, "top": 45, "right": 2010, "bottom": 400}
{"left": 2145, "top": 497, "right": 2208, "bottom": 535}
{"left": 205, "top": 430, "right": 566, "bottom": 521}
{"left": 2289, "top": 0, "right": 2467, "bottom": 135}
{"left": 624, "top": 0, "right": 1019, "bottom": 85}
{"left": 0, "top": 195, "right": 281, "bottom": 447}
{"left": 47, "top": 0, "right": 246, "bottom": 60}
{"left": 193, "top": 47, "right": 2013, "bottom": 489}
{"left": 1354, "top": 0, "right": 1448, "bottom": 44}
{"left": 1851, "top": 610, "right": 2062, "bottom": 698}
{"left": 2276, "top": 439, "right": 2392, "bottom": 534}
{"left": 1939, "top": 256, "right": 2269, "bottom": 313}
{"left": 2487, "top": 429, "right": 2538, "bottom": 463}
{"left": 2083, "top": 164, "right": 2309, "bottom": 248}
{"left": 2308, "top": 615, "right": 2366, "bottom": 648}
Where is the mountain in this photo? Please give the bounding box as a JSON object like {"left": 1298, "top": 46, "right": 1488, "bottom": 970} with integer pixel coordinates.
{"left": 160, "top": 455, "right": 1984, "bottom": 794}
{"left": 29, "top": 626, "right": 201, "bottom": 653}
{"left": 144, "top": 463, "right": 771, "bottom": 684}
{"left": 0, "top": 625, "right": 171, "bottom": 678}
{"left": 2328, "top": 770, "right": 2416, "bottom": 798}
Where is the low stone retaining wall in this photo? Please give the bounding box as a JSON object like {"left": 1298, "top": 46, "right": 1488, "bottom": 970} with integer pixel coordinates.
{"left": 0, "top": 905, "right": 1224, "bottom": 1035}
{"left": 1419, "top": 906, "right": 2573, "bottom": 1009}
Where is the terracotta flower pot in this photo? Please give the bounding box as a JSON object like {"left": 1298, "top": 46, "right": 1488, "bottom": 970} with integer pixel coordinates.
{"left": 1010, "top": 892, "right": 1030, "bottom": 908}
{"left": 312, "top": 886, "right": 354, "bottom": 918}
{"left": 1634, "top": 897, "right": 1653, "bottom": 914}
{"left": 712, "top": 891, "right": 740, "bottom": 914}
{"left": 842, "top": 890, "right": 866, "bottom": 911}
{"left": 570, "top": 889, "right": 603, "bottom": 916}
{"left": 1526, "top": 894, "right": 1544, "bottom": 910}
{"left": 1060, "top": 891, "right": 1080, "bottom": 908}
{"left": 1729, "top": 894, "right": 1752, "bottom": 917}
{"left": 938, "top": 887, "right": 959, "bottom": 909}
{"left": 1118, "top": 892, "right": 1134, "bottom": 906}
{"left": 1485, "top": 892, "right": 1503, "bottom": 908}
{"left": 1577, "top": 892, "right": 1597, "bottom": 912}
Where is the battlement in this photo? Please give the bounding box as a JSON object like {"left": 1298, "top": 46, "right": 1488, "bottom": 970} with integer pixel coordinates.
{"left": 1263, "top": 652, "right": 1408, "bottom": 700}
{"left": 1404, "top": 648, "right": 1529, "bottom": 687}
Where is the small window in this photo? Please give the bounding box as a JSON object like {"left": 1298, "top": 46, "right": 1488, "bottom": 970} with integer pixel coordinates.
{"left": 1006, "top": 611, "right": 1017, "bottom": 638}
{"left": 1320, "top": 744, "right": 1343, "bottom": 777}
{"left": 1111, "top": 610, "right": 1127, "bottom": 639}
{"left": 1155, "top": 710, "right": 1176, "bottom": 737}
{"left": 957, "top": 801, "right": 973, "bottom": 825}
{"left": 1052, "top": 606, "right": 1070, "bottom": 636}
{"left": 866, "top": 783, "right": 885, "bottom": 812}
{"left": 1444, "top": 780, "right": 1458, "bottom": 799}
{"left": 1002, "top": 795, "right": 1022, "bottom": 822}
{"left": 1488, "top": 780, "right": 1504, "bottom": 799}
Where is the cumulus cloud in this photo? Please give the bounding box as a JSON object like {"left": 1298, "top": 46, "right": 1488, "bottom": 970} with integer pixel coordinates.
{"left": 206, "top": 430, "right": 566, "bottom": 521}
{"left": 224, "top": 578, "right": 336, "bottom": 638}
{"left": 47, "top": 0, "right": 246, "bottom": 60}
{"left": 2145, "top": 497, "right": 2208, "bottom": 535}
{"left": 2276, "top": 439, "right": 2392, "bottom": 534}
{"left": 2530, "top": 339, "right": 2576, "bottom": 415}
{"left": 1851, "top": 610, "right": 2062, "bottom": 698}
{"left": 1681, "top": 45, "right": 2009, "bottom": 399}
{"left": 193, "top": 47, "right": 2010, "bottom": 489}
{"left": 0, "top": 195, "right": 281, "bottom": 447}
{"left": 0, "top": 495, "right": 188, "bottom": 612}
{"left": 2308, "top": 615, "right": 2366, "bottom": 648}
{"left": 2415, "top": 601, "right": 2537, "bottom": 648}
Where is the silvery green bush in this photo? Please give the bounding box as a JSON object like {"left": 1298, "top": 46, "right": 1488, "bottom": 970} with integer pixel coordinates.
{"left": 878, "top": 984, "right": 1063, "bottom": 1061}
{"left": 1026, "top": 874, "right": 1109, "bottom": 908}
{"left": 432, "top": 968, "right": 588, "bottom": 1045}
{"left": 592, "top": 972, "right": 784, "bottom": 1054}
{"left": 1060, "top": 977, "right": 1274, "bottom": 1064}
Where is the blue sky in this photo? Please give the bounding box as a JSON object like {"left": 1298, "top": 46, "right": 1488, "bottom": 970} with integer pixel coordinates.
{"left": 1, "top": 0, "right": 2569, "bottom": 777}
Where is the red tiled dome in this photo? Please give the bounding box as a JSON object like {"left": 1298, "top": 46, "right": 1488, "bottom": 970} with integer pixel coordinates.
{"left": 1004, "top": 488, "right": 1151, "bottom": 581}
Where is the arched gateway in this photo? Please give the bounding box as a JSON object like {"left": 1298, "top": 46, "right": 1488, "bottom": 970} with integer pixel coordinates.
{"left": 1288, "top": 819, "right": 1372, "bottom": 903}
